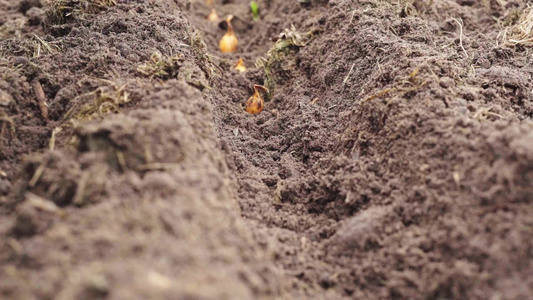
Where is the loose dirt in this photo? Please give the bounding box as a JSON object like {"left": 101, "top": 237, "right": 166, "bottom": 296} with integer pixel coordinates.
{"left": 1, "top": 0, "right": 532, "bottom": 299}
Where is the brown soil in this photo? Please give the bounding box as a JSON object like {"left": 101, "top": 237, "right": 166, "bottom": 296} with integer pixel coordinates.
{"left": 1, "top": 0, "right": 532, "bottom": 299}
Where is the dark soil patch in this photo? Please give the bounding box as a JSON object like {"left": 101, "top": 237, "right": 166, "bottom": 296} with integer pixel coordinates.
{"left": 1, "top": 0, "right": 532, "bottom": 299}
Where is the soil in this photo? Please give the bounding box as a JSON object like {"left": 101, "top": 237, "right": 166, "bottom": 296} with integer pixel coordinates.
{"left": 0, "top": 0, "right": 532, "bottom": 299}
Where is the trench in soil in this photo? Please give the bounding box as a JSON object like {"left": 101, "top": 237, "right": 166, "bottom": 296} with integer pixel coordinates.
{"left": 1, "top": 0, "right": 532, "bottom": 299}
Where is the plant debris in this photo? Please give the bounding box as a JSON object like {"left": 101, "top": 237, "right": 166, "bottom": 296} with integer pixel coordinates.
{"left": 31, "top": 80, "right": 49, "bottom": 121}
{"left": 137, "top": 52, "right": 183, "bottom": 80}
{"left": 44, "top": 0, "right": 119, "bottom": 24}
{"left": 498, "top": 6, "right": 533, "bottom": 46}
{"left": 31, "top": 34, "right": 61, "bottom": 58}
{"left": 0, "top": 110, "right": 15, "bottom": 146}
{"left": 256, "top": 25, "right": 310, "bottom": 96}
{"left": 64, "top": 79, "right": 131, "bottom": 121}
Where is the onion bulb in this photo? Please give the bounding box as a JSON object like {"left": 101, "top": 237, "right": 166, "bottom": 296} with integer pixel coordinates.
{"left": 234, "top": 58, "right": 246, "bottom": 72}
{"left": 219, "top": 15, "right": 238, "bottom": 53}
{"left": 207, "top": 9, "right": 219, "bottom": 22}
{"left": 245, "top": 85, "right": 268, "bottom": 114}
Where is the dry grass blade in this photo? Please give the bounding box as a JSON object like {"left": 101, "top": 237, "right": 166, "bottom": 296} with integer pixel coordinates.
{"left": 32, "top": 34, "right": 61, "bottom": 58}
{"left": 499, "top": 6, "right": 533, "bottom": 47}
{"left": 26, "top": 193, "right": 62, "bottom": 214}
{"left": 137, "top": 52, "right": 182, "bottom": 80}
{"left": 45, "top": 0, "right": 118, "bottom": 24}
{"left": 343, "top": 63, "right": 356, "bottom": 87}
{"left": 473, "top": 107, "right": 504, "bottom": 121}
{"left": 64, "top": 79, "right": 130, "bottom": 121}
{"left": 49, "top": 127, "right": 63, "bottom": 150}
{"left": 451, "top": 18, "right": 469, "bottom": 59}
{"left": 0, "top": 110, "right": 15, "bottom": 147}
{"left": 363, "top": 66, "right": 433, "bottom": 102}
{"left": 31, "top": 80, "right": 50, "bottom": 120}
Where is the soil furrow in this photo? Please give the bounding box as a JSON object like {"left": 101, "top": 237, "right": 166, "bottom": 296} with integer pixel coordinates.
{"left": 190, "top": 0, "right": 533, "bottom": 298}
{"left": 1, "top": 0, "right": 532, "bottom": 299}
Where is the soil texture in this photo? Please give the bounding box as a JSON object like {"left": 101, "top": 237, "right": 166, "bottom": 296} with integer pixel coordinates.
{"left": 0, "top": 0, "right": 532, "bottom": 299}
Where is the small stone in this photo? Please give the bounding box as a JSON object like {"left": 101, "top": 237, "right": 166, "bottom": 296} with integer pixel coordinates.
{"left": 0, "top": 90, "right": 13, "bottom": 107}
{"left": 83, "top": 274, "right": 110, "bottom": 298}
{"left": 19, "top": 0, "right": 41, "bottom": 14}
{"left": 319, "top": 273, "right": 335, "bottom": 289}
{"left": 13, "top": 56, "right": 29, "bottom": 68}
{"left": 0, "top": 179, "right": 10, "bottom": 195}
{"left": 439, "top": 77, "right": 454, "bottom": 89}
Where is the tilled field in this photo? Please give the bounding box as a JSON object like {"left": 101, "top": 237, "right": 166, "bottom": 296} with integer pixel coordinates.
{"left": 0, "top": 0, "right": 532, "bottom": 299}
